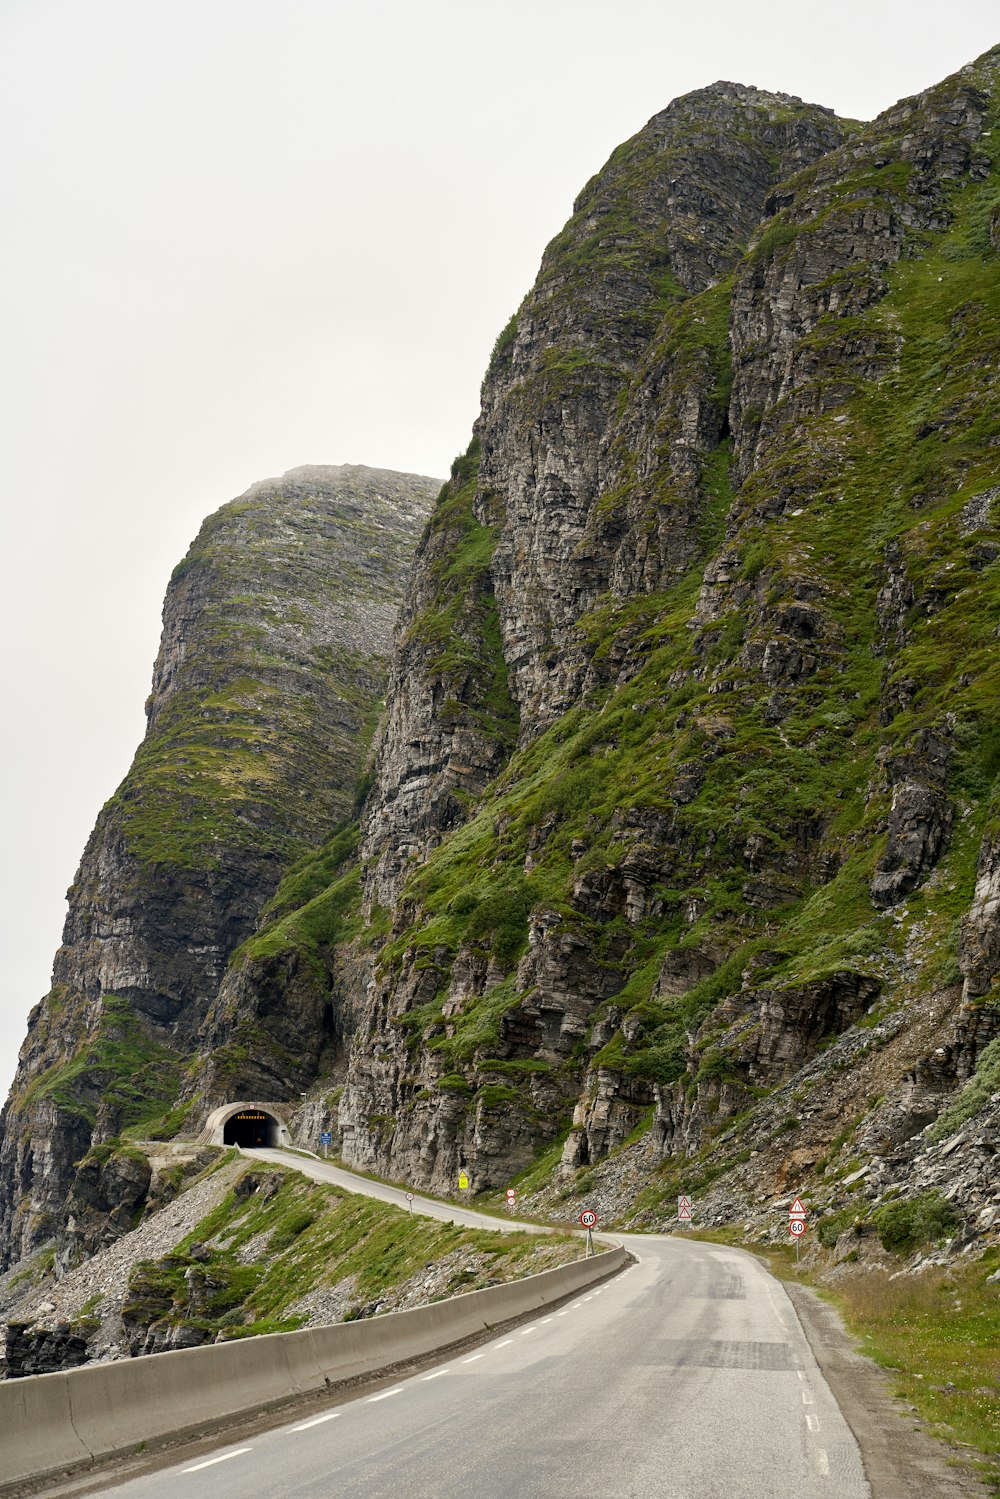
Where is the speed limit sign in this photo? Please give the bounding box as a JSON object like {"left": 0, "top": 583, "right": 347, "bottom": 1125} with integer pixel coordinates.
{"left": 790, "top": 1218, "right": 806, "bottom": 1236}
{"left": 579, "top": 1209, "right": 597, "bottom": 1228}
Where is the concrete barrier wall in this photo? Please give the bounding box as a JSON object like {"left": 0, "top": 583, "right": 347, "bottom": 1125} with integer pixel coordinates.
{"left": 0, "top": 1371, "right": 90, "bottom": 1486}
{"left": 0, "top": 1245, "right": 626, "bottom": 1490}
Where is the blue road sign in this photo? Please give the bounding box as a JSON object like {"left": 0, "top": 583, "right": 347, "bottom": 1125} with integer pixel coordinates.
{"left": 320, "top": 1131, "right": 333, "bottom": 1145}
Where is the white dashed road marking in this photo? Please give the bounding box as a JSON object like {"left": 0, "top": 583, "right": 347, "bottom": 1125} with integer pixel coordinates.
{"left": 422, "top": 1370, "right": 449, "bottom": 1380}
{"left": 462, "top": 1354, "right": 484, "bottom": 1364}
{"left": 816, "top": 1450, "right": 830, "bottom": 1476}
{"left": 806, "top": 1414, "right": 820, "bottom": 1432}
{"left": 368, "top": 1388, "right": 403, "bottom": 1403}
{"left": 495, "top": 1339, "right": 514, "bottom": 1348}
{"left": 183, "top": 1449, "right": 252, "bottom": 1472}
{"left": 292, "top": 1413, "right": 340, "bottom": 1432}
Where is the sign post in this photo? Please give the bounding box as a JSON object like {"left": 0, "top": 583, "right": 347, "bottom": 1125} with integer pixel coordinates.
{"left": 789, "top": 1196, "right": 807, "bottom": 1263}
{"left": 677, "top": 1194, "right": 693, "bottom": 1228}
{"left": 319, "top": 1130, "right": 332, "bottom": 1159}
{"left": 579, "top": 1208, "right": 597, "bottom": 1257}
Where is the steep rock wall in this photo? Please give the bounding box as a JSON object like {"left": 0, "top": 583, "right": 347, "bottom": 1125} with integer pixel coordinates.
{"left": 336, "top": 48, "right": 1000, "bottom": 1224}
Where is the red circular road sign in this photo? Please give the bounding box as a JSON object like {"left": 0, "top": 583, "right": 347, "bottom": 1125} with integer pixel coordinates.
{"left": 789, "top": 1218, "right": 806, "bottom": 1236}
{"left": 579, "top": 1209, "right": 598, "bottom": 1228}
{"left": 506, "top": 1188, "right": 516, "bottom": 1198}
{"left": 405, "top": 1191, "right": 414, "bottom": 1201}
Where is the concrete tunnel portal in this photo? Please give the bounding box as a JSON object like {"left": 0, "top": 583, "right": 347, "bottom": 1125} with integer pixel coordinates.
{"left": 222, "top": 1107, "right": 281, "bottom": 1147}
{"left": 199, "top": 1101, "right": 293, "bottom": 1149}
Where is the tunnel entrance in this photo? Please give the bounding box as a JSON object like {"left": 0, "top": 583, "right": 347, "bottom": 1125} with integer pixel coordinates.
{"left": 223, "top": 1108, "right": 280, "bottom": 1147}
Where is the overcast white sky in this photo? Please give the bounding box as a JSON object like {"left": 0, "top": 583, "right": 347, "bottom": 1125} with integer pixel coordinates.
{"left": 1, "top": 1, "right": 996, "bottom": 1099}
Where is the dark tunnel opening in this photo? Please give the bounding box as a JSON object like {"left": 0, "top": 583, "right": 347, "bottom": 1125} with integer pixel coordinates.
{"left": 223, "top": 1108, "right": 280, "bottom": 1147}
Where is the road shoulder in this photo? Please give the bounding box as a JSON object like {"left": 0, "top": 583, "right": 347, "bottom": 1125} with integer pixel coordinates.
{"left": 785, "top": 1280, "right": 991, "bottom": 1498}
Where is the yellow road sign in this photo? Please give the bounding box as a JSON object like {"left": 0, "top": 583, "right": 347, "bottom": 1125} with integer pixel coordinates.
{"left": 458, "top": 1171, "right": 469, "bottom": 1190}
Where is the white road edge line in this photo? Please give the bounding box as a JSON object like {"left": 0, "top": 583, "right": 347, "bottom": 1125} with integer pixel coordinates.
{"left": 520, "top": 1327, "right": 535, "bottom": 1336}
{"left": 816, "top": 1450, "right": 830, "bottom": 1477}
{"left": 422, "top": 1370, "right": 449, "bottom": 1380}
{"left": 183, "top": 1449, "right": 252, "bottom": 1473}
{"left": 292, "top": 1412, "right": 341, "bottom": 1432}
{"left": 462, "top": 1354, "right": 484, "bottom": 1364}
{"left": 368, "top": 1388, "right": 403, "bottom": 1403}
{"left": 806, "top": 1414, "right": 820, "bottom": 1432}
{"left": 802, "top": 1390, "right": 814, "bottom": 1405}
{"left": 495, "top": 1339, "right": 514, "bottom": 1348}
{"left": 541, "top": 1317, "right": 553, "bottom": 1324}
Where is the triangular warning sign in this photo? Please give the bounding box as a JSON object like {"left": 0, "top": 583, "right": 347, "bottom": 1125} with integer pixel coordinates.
{"left": 789, "top": 1197, "right": 807, "bottom": 1216}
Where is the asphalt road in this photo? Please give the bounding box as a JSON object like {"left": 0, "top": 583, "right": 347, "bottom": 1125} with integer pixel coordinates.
{"left": 251, "top": 1148, "right": 546, "bottom": 1232}
{"left": 85, "top": 1230, "right": 870, "bottom": 1498}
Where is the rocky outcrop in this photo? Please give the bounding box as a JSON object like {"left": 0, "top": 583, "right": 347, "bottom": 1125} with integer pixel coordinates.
{"left": 359, "top": 446, "right": 518, "bottom": 910}
{"left": 959, "top": 830, "right": 1000, "bottom": 1000}
{"left": 0, "top": 466, "right": 435, "bottom": 1270}
{"left": 3, "top": 1320, "right": 91, "bottom": 1378}
{"left": 479, "top": 85, "right": 846, "bottom": 741}
{"left": 871, "top": 730, "right": 954, "bottom": 908}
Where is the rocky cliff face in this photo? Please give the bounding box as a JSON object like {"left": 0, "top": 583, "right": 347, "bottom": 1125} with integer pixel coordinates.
{"left": 0, "top": 466, "right": 435, "bottom": 1270}
{"left": 331, "top": 47, "right": 1000, "bottom": 1244}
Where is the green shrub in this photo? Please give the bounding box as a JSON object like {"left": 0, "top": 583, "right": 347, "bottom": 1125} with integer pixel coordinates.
{"left": 929, "top": 1036, "right": 1000, "bottom": 1142}
{"left": 872, "top": 1192, "right": 960, "bottom": 1255}
{"left": 464, "top": 878, "right": 536, "bottom": 966}
{"left": 438, "top": 1074, "right": 473, "bottom": 1094}
{"left": 477, "top": 1084, "right": 519, "bottom": 1109}
{"left": 818, "top": 1206, "right": 860, "bottom": 1248}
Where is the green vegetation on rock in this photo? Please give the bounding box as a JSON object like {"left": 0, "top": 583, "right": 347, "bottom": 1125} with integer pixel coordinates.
{"left": 122, "top": 1163, "right": 578, "bottom": 1343}
{"left": 18, "top": 997, "right": 182, "bottom": 1131}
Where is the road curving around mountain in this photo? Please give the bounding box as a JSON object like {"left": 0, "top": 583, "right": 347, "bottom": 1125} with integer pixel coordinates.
{"left": 0, "top": 1149, "right": 624, "bottom": 1497}
{"left": 30, "top": 1234, "right": 873, "bottom": 1499}
{"left": 251, "top": 1147, "right": 574, "bottom": 1235}
{"left": 6, "top": 1152, "right": 987, "bottom": 1498}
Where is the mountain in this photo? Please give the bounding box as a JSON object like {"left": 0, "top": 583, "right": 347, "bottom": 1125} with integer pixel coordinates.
{"left": 0, "top": 466, "right": 437, "bottom": 1269}
{"left": 4, "top": 45, "right": 1000, "bottom": 1280}
{"left": 334, "top": 53, "right": 1000, "bottom": 1236}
